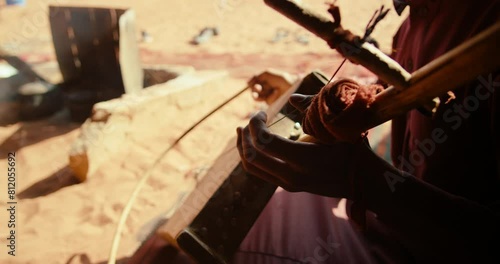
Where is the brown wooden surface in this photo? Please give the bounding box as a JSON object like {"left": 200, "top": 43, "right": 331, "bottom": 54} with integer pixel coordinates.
{"left": 156, "top": 79, "right": 304, "bottom": 248}
{"left": 175, "top": 114, "right": 298, "bottom": 263}
{"left": 367, "top": 21, "right": 500, "bottom": 129}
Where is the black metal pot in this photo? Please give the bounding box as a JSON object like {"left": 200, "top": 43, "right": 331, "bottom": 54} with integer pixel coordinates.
{"left": 17, "top": 81, "right": 64, "bottom": 121}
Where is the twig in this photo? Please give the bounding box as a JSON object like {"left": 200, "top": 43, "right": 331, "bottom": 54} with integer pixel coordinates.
{"left": 362, "top": 5, "right": 390, "bottom": 41}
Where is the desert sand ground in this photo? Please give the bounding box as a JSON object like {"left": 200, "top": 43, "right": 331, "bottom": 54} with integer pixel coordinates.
{"left": 0, "top": 0, "right": 406, "bottom": 263}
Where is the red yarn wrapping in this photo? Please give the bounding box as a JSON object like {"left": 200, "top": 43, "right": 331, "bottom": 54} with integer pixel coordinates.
{"left": 302, "top": 78, "right": 383, "bottom": 144}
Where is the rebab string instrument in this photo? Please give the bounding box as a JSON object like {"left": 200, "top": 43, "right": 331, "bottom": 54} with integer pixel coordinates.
{"left": 151, "top": 1, "right": 500, "bottom": 263}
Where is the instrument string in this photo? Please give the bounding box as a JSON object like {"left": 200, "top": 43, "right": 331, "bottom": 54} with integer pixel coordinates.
{"left": 219, "top": 56, "right": 349, "bottom": 159}
{"left": 262, "top": 3, "right": 387, "bottom": 133}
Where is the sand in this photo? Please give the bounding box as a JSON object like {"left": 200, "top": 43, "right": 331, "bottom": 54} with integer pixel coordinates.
{"left": 0, "top": 0, "right": 406, "bottom": 263}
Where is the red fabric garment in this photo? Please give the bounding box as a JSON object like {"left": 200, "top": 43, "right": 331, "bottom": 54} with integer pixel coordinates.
{"left": 234, "top": 191, "right": 376, "bottom": 264}
{"left": 390, "top": 0, "right": 500, "bottom": 205}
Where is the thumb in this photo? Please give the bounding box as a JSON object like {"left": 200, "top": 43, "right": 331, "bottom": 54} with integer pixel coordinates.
{"left": 289, "top": 94, "right": 314, "bottom": 113}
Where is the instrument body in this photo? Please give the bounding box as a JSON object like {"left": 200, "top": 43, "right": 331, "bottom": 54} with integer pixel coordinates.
{"left": 158, "top": 72, "right": 327, "bottom": 263}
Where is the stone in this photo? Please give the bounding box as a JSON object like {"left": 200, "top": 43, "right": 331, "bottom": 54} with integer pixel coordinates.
{"left": 68, "top": 70, "right": 238, "bottom": 182}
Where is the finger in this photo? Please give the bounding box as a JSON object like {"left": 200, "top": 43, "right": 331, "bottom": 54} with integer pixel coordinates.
{"left": 247, "top": 111, "right": 319, "bottom": 165}
{"left": 251, "top": 83, "right": 263, "bottom": 93}
{"left": 250, "top": 83, "right": 269, "bottom": 101}
{"left": 247, "top": 75, "right": 259, "bottom": 87}
{"left": 289, "top": 94, "right": 314, "bottom": 113}
{"left": 240, "top": 124, "right": 293, "bottom": 174}
{"left": 252, "top": 82, "right": 275, "bottom": 98}
{"left": 251, "top": 84, "right": 266, "bottom": 100}
{"left": 240, "top": 123, "right": 303, "bottom": 185}
{"left": 240, "top": 159, "right": 297, "bottom": 191}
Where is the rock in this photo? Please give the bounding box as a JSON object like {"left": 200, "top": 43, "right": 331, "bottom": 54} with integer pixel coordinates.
{"left": 69, "top": 70, "right": 237, "bottom": 182}
{"left": 191, "top": 27, "right": 219, "bottom": 45}
{"left": 141, "top": 30, "right": 154, "bottom": 43}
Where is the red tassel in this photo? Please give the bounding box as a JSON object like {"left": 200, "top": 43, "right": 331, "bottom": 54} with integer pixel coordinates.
{"left": 302, "top": 78, "right": 383, "bottom": 144}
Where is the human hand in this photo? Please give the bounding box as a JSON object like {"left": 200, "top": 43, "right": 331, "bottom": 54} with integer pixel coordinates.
{"left": 248, "top": 69, "right": 299, "bottom": 105}
{"left": 236, "top": 108, "right": 373, "bottom": 199}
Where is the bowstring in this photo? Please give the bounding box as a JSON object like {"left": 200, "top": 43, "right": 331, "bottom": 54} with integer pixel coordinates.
{"left": 266, "top": 58, "right": 346, "bottom": 130}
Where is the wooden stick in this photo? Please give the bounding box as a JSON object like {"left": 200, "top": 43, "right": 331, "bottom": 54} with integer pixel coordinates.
{"left": 338, "top": 21, "right": 500, "bottom": 134}
{"left": 264, "top": 0, "right": 411, "bottom": 90}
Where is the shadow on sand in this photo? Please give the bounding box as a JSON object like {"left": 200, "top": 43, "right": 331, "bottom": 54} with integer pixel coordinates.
{"left": 0, "top": 110, "right": 79, "bottom": 159}
{"left": 17, "top": 165, "right": 80, "bottom": 200}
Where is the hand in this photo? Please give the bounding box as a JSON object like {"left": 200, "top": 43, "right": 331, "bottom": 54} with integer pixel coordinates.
{"left": 248, "top": 69, "right": 299, "bottom": 105}
{"left": 236, "top": 98, "right": 374, "bottom": 199}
